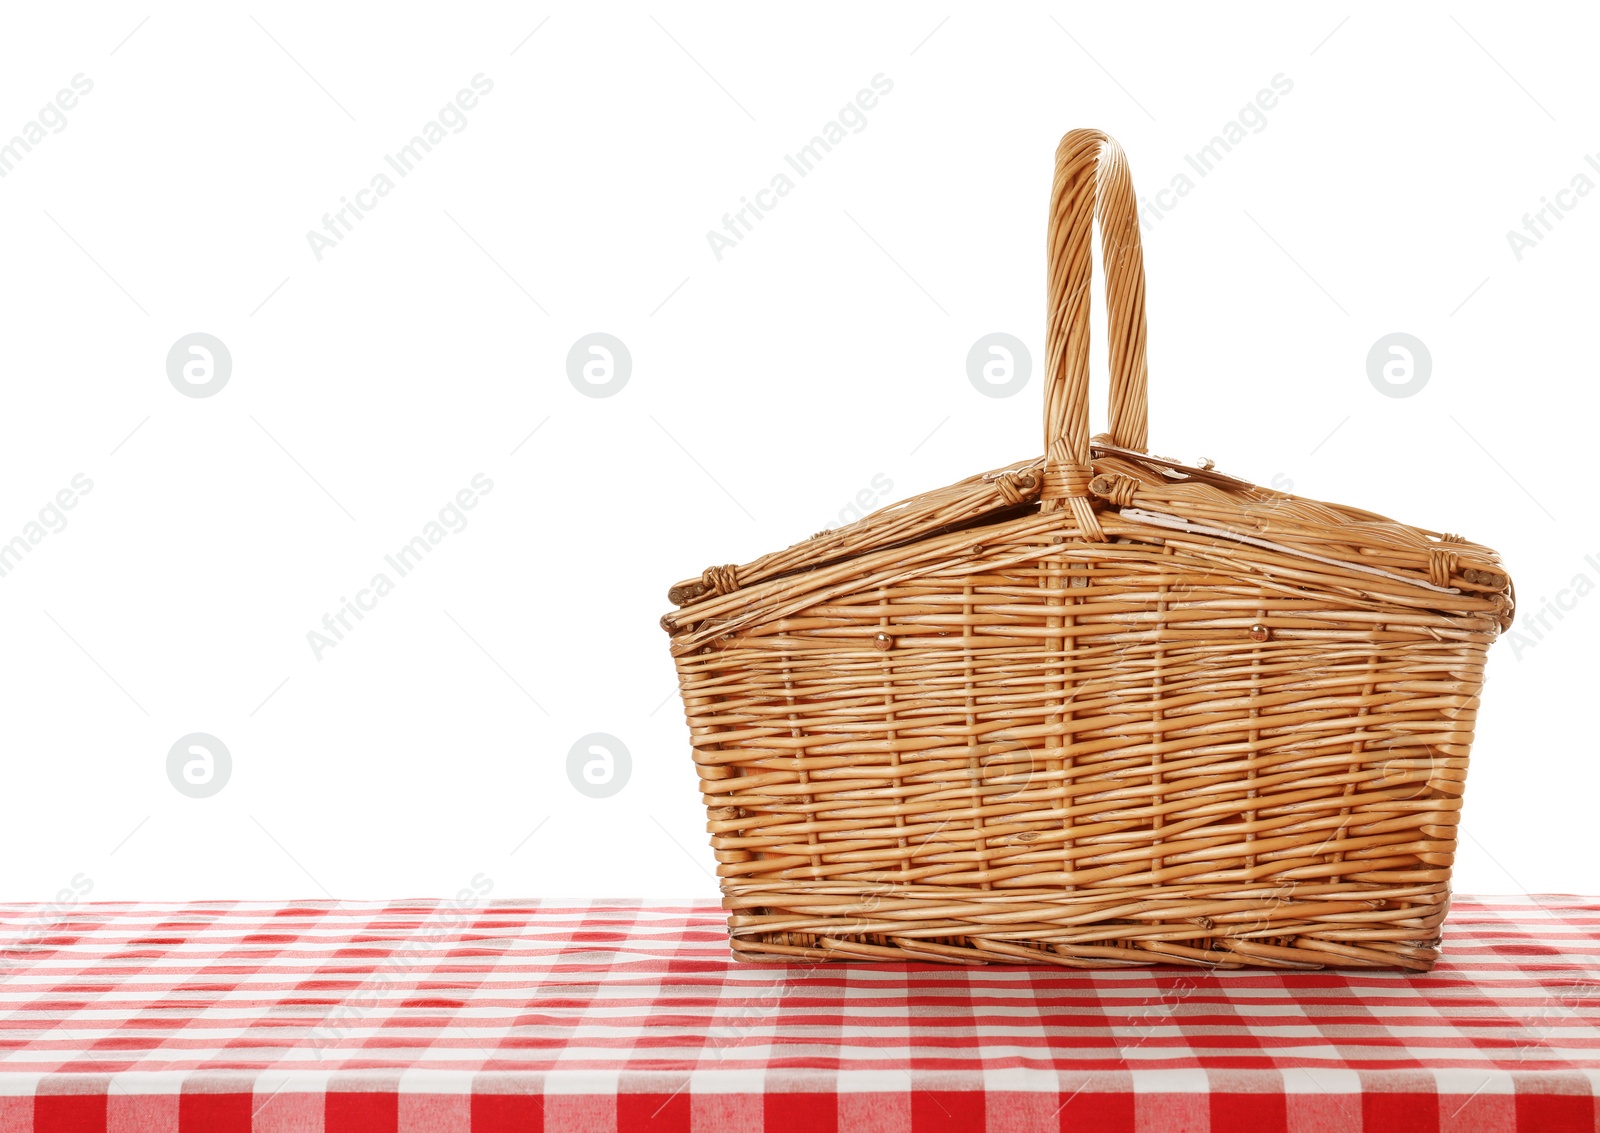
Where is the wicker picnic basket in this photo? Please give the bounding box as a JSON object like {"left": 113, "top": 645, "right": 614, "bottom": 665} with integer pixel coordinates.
{"left": 661, "top": 129, "right": 1514, "bottom": 971}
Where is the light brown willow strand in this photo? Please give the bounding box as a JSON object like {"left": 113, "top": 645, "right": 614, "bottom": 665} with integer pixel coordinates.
{"left": 661, "top": 129, "right": 1513, "bottom": 971}
{"left": 1042, "top": 130, "right": 1150, "bottom": 534}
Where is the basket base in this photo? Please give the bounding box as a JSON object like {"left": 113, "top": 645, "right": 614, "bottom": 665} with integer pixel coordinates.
{"left": 722, "top": 885, "right": 1448, "bottom": 971}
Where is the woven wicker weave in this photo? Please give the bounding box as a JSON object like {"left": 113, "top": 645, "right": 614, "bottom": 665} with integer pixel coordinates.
{"left": 661, "top": 129, "right": 1514, "bottom": 971}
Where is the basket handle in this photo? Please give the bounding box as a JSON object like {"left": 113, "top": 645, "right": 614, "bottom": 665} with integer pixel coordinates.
{"left": 1041, "top": 129, "right": 1149, "bottom": 538}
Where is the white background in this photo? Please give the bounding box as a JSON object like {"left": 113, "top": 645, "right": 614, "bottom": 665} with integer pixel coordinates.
{"left": 0, "top": 2, "right": 1593, "bottom": 906}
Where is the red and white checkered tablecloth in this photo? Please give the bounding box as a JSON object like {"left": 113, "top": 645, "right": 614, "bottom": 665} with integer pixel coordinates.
{"left": 0, "top": 898, "right": 1597, "bottom": 1132}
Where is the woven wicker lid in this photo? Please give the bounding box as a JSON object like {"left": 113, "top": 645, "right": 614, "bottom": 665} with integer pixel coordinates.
{"left": 662, "top": 132, "right": 1512, "bottom": 643}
